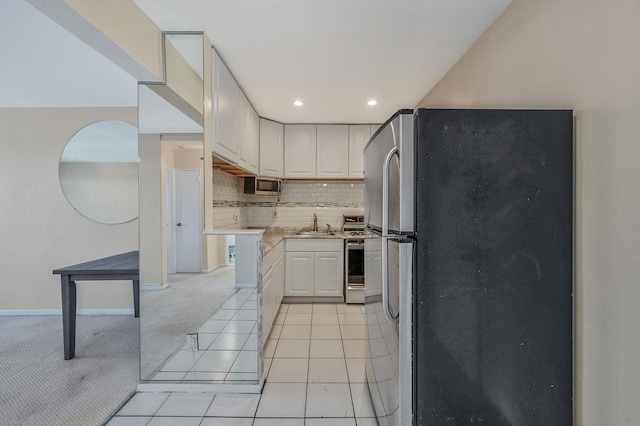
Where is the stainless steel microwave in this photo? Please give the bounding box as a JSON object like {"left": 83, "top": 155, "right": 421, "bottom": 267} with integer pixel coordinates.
{"left": 243, "top": 177, "right": 282, "bottom": 195}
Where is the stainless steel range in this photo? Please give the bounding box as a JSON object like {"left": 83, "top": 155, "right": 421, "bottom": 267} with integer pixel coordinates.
{"left": 343, "top": 215, "right": 365, "bottom": 304}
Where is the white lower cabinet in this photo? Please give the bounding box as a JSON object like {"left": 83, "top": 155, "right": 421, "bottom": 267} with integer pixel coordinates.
{"left": 285, "top": 252, "right": 315, "bottom": 296}
{"left": 262, "top": 241, "right": 284, "bottom": 346}
{"left": 285, "top": 239, "right": 344, "bottom": 297}
{"left": 314, "top": 252, "right": 343, "bottom": 296}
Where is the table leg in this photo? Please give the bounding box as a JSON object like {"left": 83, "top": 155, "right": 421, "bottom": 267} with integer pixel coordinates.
{"left": 61, "top": 275, "right": 76, "bottom": 360}
{"left": 133, "top": 279, "right": 140, "bottom": 318}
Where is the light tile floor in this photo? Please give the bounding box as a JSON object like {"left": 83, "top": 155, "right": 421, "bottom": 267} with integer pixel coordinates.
{"left": 150, "top": 288, "right": 259, "bottom": 382}
{"left": 107, "top": 302, "right": 378, "bottom": 425}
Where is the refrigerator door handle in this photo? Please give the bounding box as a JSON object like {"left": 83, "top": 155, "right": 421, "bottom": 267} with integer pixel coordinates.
{"left": 382, "top": 146, "right": 400, "bottom": 325}
{"left": 381, "top": 237, "right": 398, "bottom": 324}
{"left": 382, "top": 146, "right": 399, "bottom": 238}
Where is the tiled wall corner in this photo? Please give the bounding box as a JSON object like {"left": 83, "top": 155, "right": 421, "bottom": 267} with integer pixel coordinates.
{"left": 212, "top": 169, "right": 247, "bottom": 229}
{"left": 212, "top": 170, "right": 364, "bottom": 229}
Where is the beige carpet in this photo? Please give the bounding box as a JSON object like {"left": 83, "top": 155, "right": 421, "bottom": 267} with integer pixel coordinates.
{"left": 0, "top": 315, "right": 138, "bottom": 426}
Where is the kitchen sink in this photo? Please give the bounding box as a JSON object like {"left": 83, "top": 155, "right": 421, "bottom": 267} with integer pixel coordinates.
{"left": 295, "top": 231, "right": 335, "bottom": 236}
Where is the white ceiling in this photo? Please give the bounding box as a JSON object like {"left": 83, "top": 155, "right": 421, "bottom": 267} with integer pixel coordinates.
{"left": 133, "top": 0, "right": 512, "bottom": 124}
{"left": 0, "top": 0, "right": 137, "bottom": 108}
{"left": 2, "top": 0, "right": 512, "bottom": 126}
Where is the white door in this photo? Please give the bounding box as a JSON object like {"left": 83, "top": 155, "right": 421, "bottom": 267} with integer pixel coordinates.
{"left": 166, "top": 168, "right": 175, "bottom": 274}
{"left": 175, "top": 169, "right": 202, "bottom": 272}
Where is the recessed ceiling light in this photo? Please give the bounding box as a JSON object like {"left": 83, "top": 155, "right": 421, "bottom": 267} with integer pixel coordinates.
{"left": 367, "top": 99, "right": 378, "bottom": 106}
{"left": 294, "top": 100, "right": 304, "bottom": 107}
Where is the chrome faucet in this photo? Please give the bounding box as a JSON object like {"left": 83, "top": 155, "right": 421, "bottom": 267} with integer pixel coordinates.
{"left": 313, "top": 213, "right": 317, "bottom": 232}
{"left": 326, "top": 224, "right": 331, "bottom": 233}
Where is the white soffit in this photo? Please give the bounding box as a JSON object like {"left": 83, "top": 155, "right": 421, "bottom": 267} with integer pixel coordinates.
{"left": 133, "top": 0, "right": 512, "bottom": 123}
{"left": 138, "top": 85, "right": 203, "bottom": 135}
{"left": 0, "top": 0, "right": 137, "bottom": 108}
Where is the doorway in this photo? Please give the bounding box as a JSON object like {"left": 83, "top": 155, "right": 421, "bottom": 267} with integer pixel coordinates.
{"left": 168, "top": 169, "right": 202, "bottom": 273}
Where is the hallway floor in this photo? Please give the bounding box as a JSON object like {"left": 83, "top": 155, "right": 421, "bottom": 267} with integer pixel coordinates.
{"left": 106, "top": 302, "right": 377, "bottom": 425}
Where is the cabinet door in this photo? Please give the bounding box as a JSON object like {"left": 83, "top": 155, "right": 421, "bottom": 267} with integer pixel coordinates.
{"left": 248, "top": 106, "right": 260, "bottom": 175}
{"left": 213, "top": 53, "right": 239, "bottom": 163}
{"left": 285, "top": 252, "right": 314, "bottom": 296}
{"left": 273, "top": 253, "right": 285, "bottom": 307}
{"left": 259, "top": 118, "right": 284, "bottom": 178}
{"left": 317, "top": 125, "right": 349, "bottom": 178}
{"left": 314, "top": 251, "right": 343, "bottom": 296}
{"left": 237, "top": 91, "right": 250, "bottom": 170}
{"left": 284, "top": 125, "right": 316, "bottom": 178}
{"left": 348, "top": 125, "right": 371, "bottom": 179}
{"left": 262, "top": 266, "right": 275, "bottom": 346}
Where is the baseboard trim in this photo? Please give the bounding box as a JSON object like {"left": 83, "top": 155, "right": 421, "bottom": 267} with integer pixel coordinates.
{"left": 282, "top": 296, "right": 344, "bottom": 304}
{"left": 202, "top": 263, "right": 227, "bottom": 273}
{"left": 141, "top": 283, "right": 168, "bottom": 291}
{"left": 235, "top": 283, "right": 257, "bottom": 289}
{"left": 0, "top": 309, "right": 135, "bottom": 316}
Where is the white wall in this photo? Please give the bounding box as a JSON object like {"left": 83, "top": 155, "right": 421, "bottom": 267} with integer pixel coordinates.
{"left": 0, "top": 107, "right": 138, "bottom": 311}
{"left": 139, "top": 133, "right": 165, "bottom": 287}
{"left": 59, "top": 162, "right": 138, "bottom": 224}
{"left": 417, "top": 0, "right": 640, "bottom": 423}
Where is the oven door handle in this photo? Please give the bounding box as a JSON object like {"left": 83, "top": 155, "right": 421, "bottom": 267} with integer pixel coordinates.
{"left": 346, "top": 242, "right": 364, "bottom": 248}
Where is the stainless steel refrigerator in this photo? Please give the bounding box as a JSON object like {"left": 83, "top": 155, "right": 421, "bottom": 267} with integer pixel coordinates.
{"left": 363, "top": 109, "right": 573, "bottom": 425}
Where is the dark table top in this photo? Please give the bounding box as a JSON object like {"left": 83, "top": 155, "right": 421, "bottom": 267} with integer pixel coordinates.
{"left": 53, "top": 251, "right": 139, "bottom": 276}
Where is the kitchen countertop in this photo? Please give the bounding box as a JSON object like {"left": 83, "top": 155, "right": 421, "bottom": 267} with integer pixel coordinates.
{"left": 204, "top": 229, "right": 265, "bottom": 236}
{"left": 260, "top": 227, "right": 346, "bottom": 255}
{"left": 204, "top": 227, "right": 346, "bottom": 255}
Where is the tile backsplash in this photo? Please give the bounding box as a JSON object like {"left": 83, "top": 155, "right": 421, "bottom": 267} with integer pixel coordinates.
{"left": 212, "top": 170, "right": 363, "bottom": 229}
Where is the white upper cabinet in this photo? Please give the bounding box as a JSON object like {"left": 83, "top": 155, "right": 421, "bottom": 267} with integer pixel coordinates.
{"left": 284, "top": 124, "right": 317, "bottom": 178}
{"left": 259, "top": 119, "right": 284, "bottom": 178}
{"left": 283, "top": 123, "right": 375, "bottom": 179}
{"left": 212, "top": 51, "right": 239, "bottom": 163}
{"left": 236, "top": 91, "right": 250, "bottom": 170}
{"left": 211, "top": 49, "right": 259, "bottom": 175}
{"left": 248, "top": 107, "right": 260, "bottom": 175}
{"left": 237, "top": 91, "right": 259, "bottom": 175}
{"left": 317, "top": 125, "right": 349, "bottom": 179}
{"left": 348, "top": 125, "right": 371, "bottom": 178}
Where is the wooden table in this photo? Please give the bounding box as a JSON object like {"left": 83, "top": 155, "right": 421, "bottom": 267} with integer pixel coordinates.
{"left": 53, "top": 251, "right": 139, "bottom": 360}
